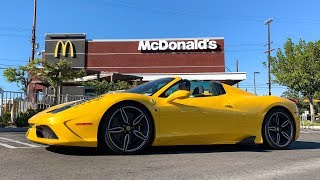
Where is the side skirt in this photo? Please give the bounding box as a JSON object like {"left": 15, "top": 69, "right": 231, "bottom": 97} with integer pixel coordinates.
{"left": 236, "top": 136, "right": 256, "bottom": 145}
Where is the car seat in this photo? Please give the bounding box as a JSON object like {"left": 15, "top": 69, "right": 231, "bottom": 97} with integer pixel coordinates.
{"left": 192, "top": 86, "right": 204, "bottom": 96}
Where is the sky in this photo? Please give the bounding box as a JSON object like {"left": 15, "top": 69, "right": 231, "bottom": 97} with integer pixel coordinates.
{"left": 0, "top": 0, "right": 320, "bottom": 96}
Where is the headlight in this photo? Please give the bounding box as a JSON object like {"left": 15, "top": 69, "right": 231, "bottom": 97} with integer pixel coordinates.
{"left": 49, "top": 99, "right": 87, "bottom": 114}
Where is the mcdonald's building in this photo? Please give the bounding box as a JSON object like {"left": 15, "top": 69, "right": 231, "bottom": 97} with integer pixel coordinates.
{"left": 31, "top": 33, "right": 246, "bottom": 96}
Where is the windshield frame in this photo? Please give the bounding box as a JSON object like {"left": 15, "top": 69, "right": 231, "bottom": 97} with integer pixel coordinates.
{"left": 126, "top": 77, "right": 175, "bottom": 96}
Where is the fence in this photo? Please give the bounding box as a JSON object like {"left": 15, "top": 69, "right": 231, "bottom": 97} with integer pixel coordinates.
{"left": 0, "top": 90, "right": 93, "bottom": 117}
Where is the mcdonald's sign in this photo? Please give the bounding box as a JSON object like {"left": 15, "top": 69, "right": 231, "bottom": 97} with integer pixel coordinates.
{"left": 54, "top": 40, "right": 75, "bottom": 58}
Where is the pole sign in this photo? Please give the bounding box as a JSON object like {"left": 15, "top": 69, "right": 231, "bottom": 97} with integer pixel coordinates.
{"left": 45, "top": 34, "right": 86, "bottom": 68}
{"left": 138, "top": 39, "right": 218, "bottom": 51}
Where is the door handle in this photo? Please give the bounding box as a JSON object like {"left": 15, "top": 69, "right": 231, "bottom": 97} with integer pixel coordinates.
{"left": 225, "top": 104, "right": 234, "bottom": 108}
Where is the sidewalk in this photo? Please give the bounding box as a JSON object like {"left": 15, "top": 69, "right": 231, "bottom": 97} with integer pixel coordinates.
{"left": 301, "top": 125, "right": 320, "bottom": 130}
{"left": 0, "top": 126, "right": 28, "bottom": 132}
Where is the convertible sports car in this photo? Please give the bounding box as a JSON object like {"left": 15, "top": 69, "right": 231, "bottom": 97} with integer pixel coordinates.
{"left": 27, "top": 77, "right": 300, "bottom": 154}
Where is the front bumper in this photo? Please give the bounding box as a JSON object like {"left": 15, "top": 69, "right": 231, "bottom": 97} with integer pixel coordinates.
{"left": 26, "top": 126, "right": 95, "bottom": 147}
{"left": 26, "top": 111, "right": 98, "bottom": 147}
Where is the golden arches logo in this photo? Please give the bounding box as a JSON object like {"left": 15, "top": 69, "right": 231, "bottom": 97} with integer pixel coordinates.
{"left": 54, "top": 40, "right": 75, "bottom": 58}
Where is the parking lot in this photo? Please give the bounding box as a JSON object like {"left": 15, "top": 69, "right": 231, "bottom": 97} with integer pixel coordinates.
{"left": 0, "top": 130, "right": 320, "bottom": 180}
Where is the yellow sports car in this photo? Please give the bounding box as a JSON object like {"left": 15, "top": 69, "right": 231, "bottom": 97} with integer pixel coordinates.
{"left": 27, "top": 77, "right": 300, "bottom": 154}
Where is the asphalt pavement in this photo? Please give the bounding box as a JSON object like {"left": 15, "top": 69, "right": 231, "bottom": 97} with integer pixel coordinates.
{"left": 0, "top": 130, "right": 320, "bottom": 180}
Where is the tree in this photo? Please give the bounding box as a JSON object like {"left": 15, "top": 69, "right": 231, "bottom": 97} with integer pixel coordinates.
{"left": 83, "top": 80, "right": 139, "bottom": 96}
{"left": 314, "top": 92, "right": 320, "bottom": 99}
{"left": 3, "top": 60, "right": 39, "bottom": 93}
{"left": 36, "top": 59, "right": 85, "bottom": 105}
{"left": 281, "top": 88, "right": 304, "bottom": 110}
{"left": 281, "top": 88, "right": 300, "bottom": 99}
{"left": 313, "top": 92, "right": 320, "bottom": 114}
{"left": 270, "top": 38, "right": 320, "bottom": 122}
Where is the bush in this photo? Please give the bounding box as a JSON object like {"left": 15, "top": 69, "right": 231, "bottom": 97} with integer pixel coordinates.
{"left": 0, "top": 112, "right": 11, "bottom": 127}
{"left": 302, "top": 120, "right": 312, "bottom": 127}
{"left": 83, "top": 80, "right": 140, "bottom": 96}
{"left": 15, "top": 109, "right": 39, "bottom": 127}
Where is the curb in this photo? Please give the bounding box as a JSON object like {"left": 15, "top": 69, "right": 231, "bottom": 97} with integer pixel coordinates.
{"left": 0, "top": 127, "right": 28, "bottom": 132}
{"left": 301, "top": 126, "right": 320, "bottom": 131}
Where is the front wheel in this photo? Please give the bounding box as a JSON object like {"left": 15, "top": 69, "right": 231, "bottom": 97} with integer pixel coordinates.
{"left": 99, "top": 103, "right": 154, "bottom": 154}
{"left": 262, "top": 108, "right": 295, "bottom": 149}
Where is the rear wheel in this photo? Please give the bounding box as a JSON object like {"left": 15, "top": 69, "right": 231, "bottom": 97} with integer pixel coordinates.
{"left": 262, "top": 108, "right": 295, "bottom": 149}
{"left": 100, "top": 103, "right": 154, "bottom": 154}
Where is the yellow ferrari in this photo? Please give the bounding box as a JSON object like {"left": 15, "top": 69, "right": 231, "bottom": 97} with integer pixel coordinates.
{"left": 27, "top": 77, "right": 300, "bottom": 154}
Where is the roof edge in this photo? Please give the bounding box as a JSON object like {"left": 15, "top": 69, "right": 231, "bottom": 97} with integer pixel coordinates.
{"left": 88, "top": 37, "right": 225, "bottom": 42}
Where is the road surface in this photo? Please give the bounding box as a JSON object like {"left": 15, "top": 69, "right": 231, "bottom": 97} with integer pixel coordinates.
{"left": 0, "top": 129, "right": 319, "bottom": 180}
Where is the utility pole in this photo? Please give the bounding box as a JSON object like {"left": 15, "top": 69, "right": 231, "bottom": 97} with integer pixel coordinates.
{"left": 253, "top": 72, "right": 260, "bottom": 95}
{"left": 264, "top": 18, "right": 274, "bottom": 96}
{"left": 28, "top": 0, "right": 37, "bottom": 95}
{"left": 31, "top": 0, "right": 37, "bottom": 62}
{"left": 236, "top": 59, "right": 239, "bottom": 88}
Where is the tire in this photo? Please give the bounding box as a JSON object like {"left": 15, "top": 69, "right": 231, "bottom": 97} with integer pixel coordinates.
{"left": 262, "top": 108, "right": 295, "bottom": 149}
{"left": 99, "top": 102, "right": 154, "bottom": 154}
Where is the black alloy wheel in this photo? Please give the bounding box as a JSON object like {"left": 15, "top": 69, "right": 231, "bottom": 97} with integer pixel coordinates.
{"left": 262, "top": 108, "right": 295, "bottom": 149}
{"left": 100, "top": 103, "right": 153, "bottom": 154}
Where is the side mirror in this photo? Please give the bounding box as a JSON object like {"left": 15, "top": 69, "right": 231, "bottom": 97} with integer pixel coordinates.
{"left": 165, "top": 90, "right": 190, "bottom": 103}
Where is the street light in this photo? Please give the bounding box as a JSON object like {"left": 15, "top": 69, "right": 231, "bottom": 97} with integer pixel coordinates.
{"left": 253, "top": 72, "right": 260, "bottom": 95}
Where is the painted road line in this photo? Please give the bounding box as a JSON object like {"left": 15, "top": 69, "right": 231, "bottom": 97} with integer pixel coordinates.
{"left": 0, "top": 143, "right": 39, "bottom": 149}
{"left": 0, "top": 137, "right": 40, "bottom": 148}
{"left": 0, "top": 142, "right": 18, "bottom": 148}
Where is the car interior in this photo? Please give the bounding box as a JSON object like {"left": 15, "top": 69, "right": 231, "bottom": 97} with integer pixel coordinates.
{"left": 161, "top": 80, "right": 226, "bottom": 98}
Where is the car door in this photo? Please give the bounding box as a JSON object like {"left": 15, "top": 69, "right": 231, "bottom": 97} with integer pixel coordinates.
{"left": 157, "top": 96, "right": 203, "bottom": 144}
{"left": 188, "top": 94, "right": 236, "bottom": 144}
{"left": 155, "top": 81, "right": 236, "bottom": 145}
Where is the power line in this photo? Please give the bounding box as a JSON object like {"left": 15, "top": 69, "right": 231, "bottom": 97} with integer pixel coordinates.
{"left": 240, "top": 85, "right": 273, "bottom": 87}
{"left": 227, "top": 43, "right": 265, "bottom": 47}
{"left": 241, "top": 87, "right": 287, "bottom": 89}
{"left": 87, "top": 0, "right": 268, "bottom": 23}
{"left": 90, "top": 0, "right": 320, "bottom": 24}
{"left": 0, "top": 26, "right": 31, "bottom": 32}
{"left": 240, "top": 85, "right": 286, "bottom": 88}
{"left": 0, "top": 63, "right": 19, "bottom": 67}
{"left": 0, "top": 58, "right": 28, "bottom": 62}
{"left": 225, "top": 49, "right": 266, "bottom": 52}
{"left": 276, "top": 19, "right": 320, "bottom": 24}
{"left": 0, "top": 34, "right": 29, "bottom": 38}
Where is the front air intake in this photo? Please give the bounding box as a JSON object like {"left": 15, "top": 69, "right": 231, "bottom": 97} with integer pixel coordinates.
{"left": 36, "top": 125, "right": 58, "bottom": 139}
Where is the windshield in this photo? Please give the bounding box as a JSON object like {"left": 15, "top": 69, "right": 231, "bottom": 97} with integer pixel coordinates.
{"left": 127, "top": 78, "right": 174, "bottom": 95}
